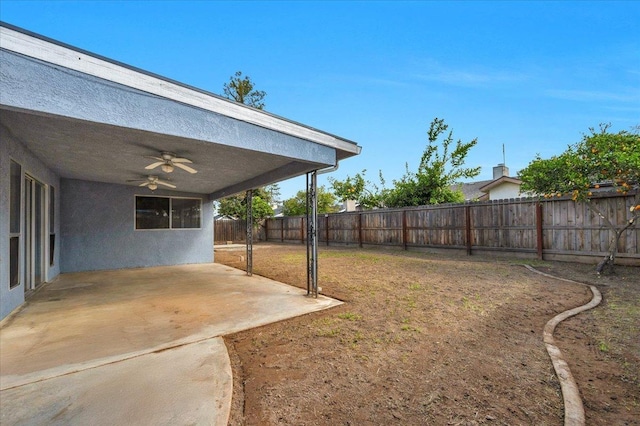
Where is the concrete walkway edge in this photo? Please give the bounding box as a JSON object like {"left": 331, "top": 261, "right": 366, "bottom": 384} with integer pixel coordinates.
{"left": 1, "top": 332, "right": 228, "bottom": 391}
{"left": 524, "top": 265, "right": 603, "bottom": 426}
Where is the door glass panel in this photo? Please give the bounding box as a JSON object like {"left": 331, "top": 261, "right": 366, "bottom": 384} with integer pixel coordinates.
{"left": 10, "top": 237, "right": 19, "bottom": 289}
{"left": 34, "top": 182, "right": 43, "bottom": 285}
{"left": 50, "top": 186, "right": 55, "bottom": 266}
{"left": 24, "top": 177, "right": 32, "bottom": 291}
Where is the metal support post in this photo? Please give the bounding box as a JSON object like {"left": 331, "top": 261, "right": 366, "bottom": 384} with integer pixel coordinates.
{"left": 306, "top": 173, "right": 310, "bottom": 295}
{"left": 306, "top": 171, "right": 318, "bottom": 297}
{"left": 246, "top": 189, "right": 253, "bottom": 276}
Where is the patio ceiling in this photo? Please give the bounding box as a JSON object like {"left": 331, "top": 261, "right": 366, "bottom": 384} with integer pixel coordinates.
{"left": 0, "top": 106, "right": 329, "bottom": 198}
{"left": 0, "top": 23, "right": 360, "bottom": 198}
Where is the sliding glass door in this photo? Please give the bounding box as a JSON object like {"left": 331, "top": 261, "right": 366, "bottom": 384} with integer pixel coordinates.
{"left": 24, "top": 175, "right": 46, "bottom": 292}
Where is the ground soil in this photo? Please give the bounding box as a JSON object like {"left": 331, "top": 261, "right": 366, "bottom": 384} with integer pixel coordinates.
{"left": 216, "top": 244, "right": 639, "bottom": 425}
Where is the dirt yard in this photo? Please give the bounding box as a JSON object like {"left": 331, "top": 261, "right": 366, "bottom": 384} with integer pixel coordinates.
{"left": 216, "top": 244, "right": 639, "bottom": 425}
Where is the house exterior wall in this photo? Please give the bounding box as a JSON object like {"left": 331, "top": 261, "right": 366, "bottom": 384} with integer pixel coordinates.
{"left": 489, "top": 182, "right": 523, "bottom": 200}
{"left": 60, "top": 179, "right": 214, "bottom": 273}
{"left": 0, "top": 125, "right": 61, "bottom": 319}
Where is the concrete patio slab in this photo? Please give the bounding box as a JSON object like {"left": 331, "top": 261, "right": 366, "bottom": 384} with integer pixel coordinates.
{"left": 0, "top": 263, "right": 342, "bottom": 425}
{"left": 1, "top": 338, "right": 231, "bottom": 426}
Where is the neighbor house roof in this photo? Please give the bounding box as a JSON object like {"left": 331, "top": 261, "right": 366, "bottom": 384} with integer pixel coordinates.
{"left": 479, "top": 176, "right": 523, "bottom": 192}
{"left": 452, "top": 180, "right": 493, "bottom": 201}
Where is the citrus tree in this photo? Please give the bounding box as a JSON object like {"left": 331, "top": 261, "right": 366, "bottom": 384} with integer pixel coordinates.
{"left": 329, "top": 169, "right": 387, "bottom": 210}
{"left": 519, "top": 124, "right": 640, "bottom": 273}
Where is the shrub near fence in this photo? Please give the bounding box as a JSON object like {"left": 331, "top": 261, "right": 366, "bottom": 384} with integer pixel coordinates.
{"left": 261, "top": 192, "right": 639, "bottom": 265}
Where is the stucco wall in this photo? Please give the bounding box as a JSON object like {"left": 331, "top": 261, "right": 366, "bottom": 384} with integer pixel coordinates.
{"left": 60, "top": 179, "right": 213, "bottom": 273}
{"left": 0, "top": 125, "right": 61, "bottom": 319}
{"left": 0, "top": 49, "right": 336, "bottom": 168}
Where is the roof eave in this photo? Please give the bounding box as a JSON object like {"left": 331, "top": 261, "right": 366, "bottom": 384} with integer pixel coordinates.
{"left": 0, "top": 21, "right": 361, "bottom": 160}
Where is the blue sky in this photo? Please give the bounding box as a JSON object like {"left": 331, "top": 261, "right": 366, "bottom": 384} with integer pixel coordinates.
{"left": 2, "top": 1, "right": 639, "bottom": 201}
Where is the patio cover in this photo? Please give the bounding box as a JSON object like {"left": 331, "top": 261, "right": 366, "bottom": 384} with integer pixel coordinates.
{"left": 0, "top": 22, "right": 361, "bottom": 198}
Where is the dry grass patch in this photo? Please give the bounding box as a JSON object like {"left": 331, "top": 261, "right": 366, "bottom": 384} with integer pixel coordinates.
{"left": 218, "top": 244, "right": 639, "bottom": 425}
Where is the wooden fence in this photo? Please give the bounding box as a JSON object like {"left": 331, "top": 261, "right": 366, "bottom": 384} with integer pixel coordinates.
{"left": 214, "top": 219, "right": 247, "bottom": 243}
{"left": 260, "top": 192, "right": 639, "bottom": 265}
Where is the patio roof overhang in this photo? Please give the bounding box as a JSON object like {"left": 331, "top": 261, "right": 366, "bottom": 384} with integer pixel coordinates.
{"left": 0, "top": 23, "right": 361, "bottom": 199}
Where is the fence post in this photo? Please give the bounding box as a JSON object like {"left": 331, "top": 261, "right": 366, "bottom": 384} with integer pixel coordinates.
{"left": 402, "top": 210, "right": 408, "bottom": 250}
{"left": 358, "top": 213, "right": 363, "bottom": 248}
{"left": 301, "top": 217, "right": 305, "bottom": 244}
{"left": 536, "top": 202, "right": 543, "bottom": 260}
{"left": 325, "top": 215, "right": 330, "bottom": 246}
{"left": 465, "top": 205, "right": 472, "bottom": 255}
{"left": 281, "top": 218, "right": 284, "bottom": 242}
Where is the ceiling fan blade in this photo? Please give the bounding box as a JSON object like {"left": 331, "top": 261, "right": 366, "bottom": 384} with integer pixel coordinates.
{"left": 139, "top": 182, "right": 149, "bottom": 187}
{"left": 175, "top": 163, "right": 198, "bottom": 174}
{"left": 146, "top": 156, "right": 164, "bottom": 161}
{"left": 172, "top": 158, "right": 193, "bottom": 164}
{"left": 145, "top": 161, "right": 164, "bottom": 170}
{"left": 156, "top": 180, "right": 177, "bottom": 189}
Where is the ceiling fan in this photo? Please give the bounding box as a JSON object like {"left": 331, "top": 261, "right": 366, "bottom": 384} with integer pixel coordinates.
{"left": 127, "top": 175, "right": 176, "bottom": 191}
{"left": 145, "top": 151, "right": 197, "bottom": 174}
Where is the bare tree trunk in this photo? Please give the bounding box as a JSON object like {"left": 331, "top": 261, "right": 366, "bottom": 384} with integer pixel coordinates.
{"left": 588, "top": 195, "right": 638, "bottom": 275}
{"left": 595, "top": 232, "right": 618, "bottom": 275}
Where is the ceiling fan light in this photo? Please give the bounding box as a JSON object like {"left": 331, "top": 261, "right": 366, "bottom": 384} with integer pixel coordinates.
{"left": 148, "top": 183, "right": 158, "bottom": 191}
{"left": 161, "top": 163, "right": 174, "bottom": 173}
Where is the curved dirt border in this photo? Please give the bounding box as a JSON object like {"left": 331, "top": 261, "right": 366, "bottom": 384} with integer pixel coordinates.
{"left": 524, "top": 265, "right": 603, "bottom": 426}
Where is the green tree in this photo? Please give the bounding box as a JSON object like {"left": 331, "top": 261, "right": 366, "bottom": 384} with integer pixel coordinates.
{"left": 282, "top": 186, "right": 339, "bottom": 216}
{"left": 329, "top": 169, "right": 387, "bottom": 209}
{"left": 384, "top": 118, "right": 480, "bottom": 208}
{"left": 218, "top": 71, "right": 272, "bottom": 219}
{"left": 519, "top": 124, "right": 640, "bottom": 273}
{"left": 217, "top": 184, "right": 280, "bottom": 224}
{"left": 222, "top": 71, "right": 267, "bottom": 109}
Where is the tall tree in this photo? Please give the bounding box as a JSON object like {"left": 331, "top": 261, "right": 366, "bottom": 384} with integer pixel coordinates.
{"left": 282, "top": 186, "right": 338, "bottom": 216}
{"left": 222, "top": 71, "right": 267, "bottom": 110}
{"left": 217, "top": 71, "right": 272, "bottom": 220}
{"left": 384, "top": 118, "right": 480, "bottom": 208}
{"left": 519, "top": 124, "right": 639, "bottom": 273}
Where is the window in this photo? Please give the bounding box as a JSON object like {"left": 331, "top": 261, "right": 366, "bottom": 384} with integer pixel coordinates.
{"left": 136, "top": 196, "right": 170, "bottom": 229}
{"left": 10, "top": 160, "right": 21, "bottom": 288}
{"left": 135, "top": 196, "right": 201, "bottom": 230}
{"left": 10, "top": 161, "right": 20, "bottom": 234}
{"left": 172, "top": 198, "right": 201, "bottom": 229}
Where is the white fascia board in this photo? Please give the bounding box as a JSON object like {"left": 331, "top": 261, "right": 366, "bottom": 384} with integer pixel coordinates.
{"left": 0, "top": 24, "right": 361, "bottom": 157}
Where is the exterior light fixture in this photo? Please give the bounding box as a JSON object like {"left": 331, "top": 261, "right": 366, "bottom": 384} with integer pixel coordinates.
{"left": 161, "top": 163, "right": 174, "bottom": 173}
